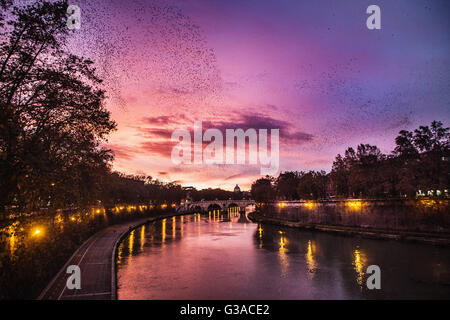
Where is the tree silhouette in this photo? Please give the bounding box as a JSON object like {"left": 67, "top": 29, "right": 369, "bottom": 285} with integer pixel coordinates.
{"left": 275, "top": 171, "right": 302, "bottom": 200}
{"left": 0, "top": 1, "right": 116, "bottom": 212}
{"left": 297, "top": 171, "right": 327, "bottom": 200}
{"left": 251, "top": 176, "right": 275, "bottom": 203}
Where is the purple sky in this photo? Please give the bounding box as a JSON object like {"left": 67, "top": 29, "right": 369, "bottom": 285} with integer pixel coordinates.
{"left": 66, "top": 0, "right": 450, "bottom": 189}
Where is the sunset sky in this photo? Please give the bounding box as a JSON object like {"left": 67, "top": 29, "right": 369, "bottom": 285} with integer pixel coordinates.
{"left": 68, "top": 0, "right": 449, "bottom": 190}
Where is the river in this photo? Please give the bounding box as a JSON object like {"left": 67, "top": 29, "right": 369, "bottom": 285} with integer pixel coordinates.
{"left": 116, "top": 210, "right": 450, "bottom": 299}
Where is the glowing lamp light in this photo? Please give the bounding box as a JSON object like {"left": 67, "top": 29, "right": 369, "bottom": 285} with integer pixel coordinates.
{"left": 347, "top": 200, "right": 362, "bottom": 210}
{"left": 304, "top": 202, "right": 314, "bottom": 209}
{"left": 419, "top": 199, "right": 437, "bottom": 208}
{"left": 277, "top": 202, "right": 287, "bottom": 208}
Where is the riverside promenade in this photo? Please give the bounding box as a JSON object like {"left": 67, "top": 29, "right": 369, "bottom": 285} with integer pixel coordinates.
{"left": 38, "top": 212, "right": 183, "bottom": 300}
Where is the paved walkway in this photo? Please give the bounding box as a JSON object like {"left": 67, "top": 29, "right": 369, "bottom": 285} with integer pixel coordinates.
{"left": 38, "top": 212, "right": 183, "bottom": 300}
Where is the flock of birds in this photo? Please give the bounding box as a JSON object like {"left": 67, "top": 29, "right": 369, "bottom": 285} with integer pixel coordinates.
{"left": 69, "top": 0, "right": 224, "bottom": 113}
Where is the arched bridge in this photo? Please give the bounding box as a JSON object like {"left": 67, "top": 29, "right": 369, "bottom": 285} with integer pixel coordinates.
{"left": 178, "top": 199, "right": 255, "bottom": 213}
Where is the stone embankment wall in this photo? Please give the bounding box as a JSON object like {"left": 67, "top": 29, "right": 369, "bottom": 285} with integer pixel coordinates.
{"left": 257, "top": 199, "right": 449, "bottom": 233}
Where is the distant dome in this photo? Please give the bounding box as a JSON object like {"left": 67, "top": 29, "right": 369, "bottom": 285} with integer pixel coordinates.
{"left": 234, "top": 184, "right": 241, "bottom": 193}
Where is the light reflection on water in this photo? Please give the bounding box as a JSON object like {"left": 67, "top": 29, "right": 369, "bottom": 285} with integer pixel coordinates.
{"left": 128, "top": 230, "right": 135, "bottom": 258}
{"left": 306, "top": 240, "right": 317, "bottom": 278}
{"left": 140, "top": 225, "right": 145, "bottom": 251}
{"left": 353, "top": 249, "right": 367, "bottom": 287}
{"left": 161, "top": 218, "right": 166, "bottom": 244}
{"left": 117, "top": 212, "right": 450, "bottom": 300}
{"left": 278, "top": 235, "right": 289, "bottom": 276}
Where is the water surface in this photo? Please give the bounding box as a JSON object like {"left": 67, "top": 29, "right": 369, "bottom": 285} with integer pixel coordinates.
{"left": 117, "top": 211, "right": 450, "bottom": 299}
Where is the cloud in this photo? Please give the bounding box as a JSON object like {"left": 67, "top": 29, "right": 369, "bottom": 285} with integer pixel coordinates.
{"left": 142, "top": 114, "right": 190, "bottom": 126}
{"left": 233, "top": 113, "right": 313, "bottom": 144}
{"left": 136, "top": 111, "right": 313, "bottom": 157}
{"left": 140, "top": 141, "right": 176, "bottom": 158}
{"left": 224, "top": 171, "right": 258, "bottom": 181}
{"left": 108, "top": 144, "right": 140, "bottom": 160}
{"left": 142, "top": 115, "right": 173, "bottom": 125}
{"left": 139, "top": 128, "right": 173, "bottom": 140}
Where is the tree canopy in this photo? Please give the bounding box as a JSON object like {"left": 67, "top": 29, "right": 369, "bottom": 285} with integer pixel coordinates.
{"left": 252, "top": 121, "right": 449, "bottom": 201}
{"left": 0, "top": 0, "right": 116, "bottom": 211}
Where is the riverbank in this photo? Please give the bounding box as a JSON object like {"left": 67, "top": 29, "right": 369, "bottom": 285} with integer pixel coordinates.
{"left": 38, "top": 211, "right": 187, "bottom": 300}
{"left": 1, "top": 205, "right": 177, "bottom": 299}
{"left": 247, "top": 211, "right": 450, "bottom": 246}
